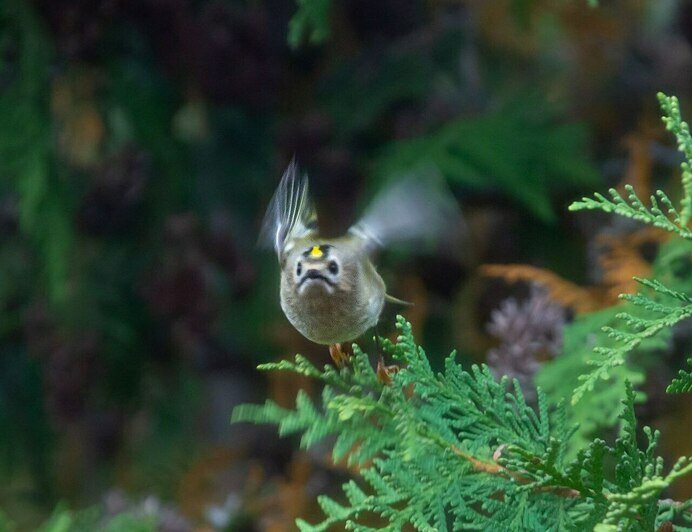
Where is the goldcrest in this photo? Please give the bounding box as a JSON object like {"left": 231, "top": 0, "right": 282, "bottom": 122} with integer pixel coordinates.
{"left": 260, "top": 161, "right": 459, "bottom": 346}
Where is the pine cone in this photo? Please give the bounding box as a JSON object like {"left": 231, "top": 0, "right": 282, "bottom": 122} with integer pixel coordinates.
{"left": 486, "top": 285, "right": 566, "bottom": 400}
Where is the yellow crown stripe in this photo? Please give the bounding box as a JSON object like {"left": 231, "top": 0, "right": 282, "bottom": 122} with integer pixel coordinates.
{"left": 309, "top": 245, "right": 323, "bottom": 258}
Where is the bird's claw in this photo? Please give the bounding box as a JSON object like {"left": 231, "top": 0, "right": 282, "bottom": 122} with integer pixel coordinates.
{"left": 376, "top": 356, "right": 400, "bottom": 385}
{"left": 329, "top": 343, "right": 350, "bottom": 368}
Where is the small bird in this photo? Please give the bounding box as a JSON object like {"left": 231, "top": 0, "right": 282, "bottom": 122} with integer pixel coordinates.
{"left": 260, "top": 160, "right": 459, "bottom": 364}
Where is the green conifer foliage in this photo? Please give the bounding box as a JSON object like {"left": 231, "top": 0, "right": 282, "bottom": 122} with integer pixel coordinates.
{"left": 233, "top": 318, "right": 691, "bottom": 530}
{"left": 667, "top": 358, "right": 692, "bottom": 394}
{"left": 569, "top": 93, "right": 692, "bottom": 404}
{"left": 288, "top": 0, "right": 332, "bottom": 48}
{"left": 570, "top": 94, "right": 691, "bottom": 240}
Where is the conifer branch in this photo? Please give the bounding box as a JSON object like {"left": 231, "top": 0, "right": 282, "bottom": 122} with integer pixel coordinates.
{"left": 233, "top": 319, "right": 692, "bottom": 530}
{"left": 572, "top": 276, "right": 692, "bottom": 405}
{"left": 657, "top": 92, "right": 692, "bottom": 226}
{"left": 570, "top": 92, "right": 692, "bottom": 239}
{"left": 667, "top": 358, "right": 692, "bottom": 394}
{"left": 569, "top": 186, "right": 692, "bottom": 240}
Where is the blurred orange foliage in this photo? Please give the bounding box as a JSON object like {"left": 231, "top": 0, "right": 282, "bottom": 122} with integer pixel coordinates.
{"left": 481, "top": 227, "right": 669, "bottom": 314}
{"left": 176, "top": 445, "right": 315, "bottom": 530}
{"left": 51, "top": 69, "right": 105, "bottom": 169}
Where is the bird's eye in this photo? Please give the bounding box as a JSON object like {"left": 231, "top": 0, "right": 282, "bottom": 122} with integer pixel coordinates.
{"left": 328, "top": 261, "right": 339, "bottom": 275}
{"left": 296, "top": 261, "right": 302, "bottom": 276}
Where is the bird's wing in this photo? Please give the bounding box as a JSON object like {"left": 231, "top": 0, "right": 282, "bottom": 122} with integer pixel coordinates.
{"left": 348, "top": 167, "right": 462, "bottom": 254}
{"left": 259, "top": 160, "right": 317, "bottom": 260}
{"left": 385, "top": 294, "right": 413, "bottom": 306}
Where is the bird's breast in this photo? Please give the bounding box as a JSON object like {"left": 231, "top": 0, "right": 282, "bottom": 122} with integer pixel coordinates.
{"left": 280, "top": 265, "right": 385, "bottom": 345}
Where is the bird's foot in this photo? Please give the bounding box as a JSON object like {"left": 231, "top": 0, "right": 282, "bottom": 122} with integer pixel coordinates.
{"left": 329, "top": 343, "right": 350, "bottom": 368}
{"left": 376, "top": 355, "right": 400, "bottom": 386}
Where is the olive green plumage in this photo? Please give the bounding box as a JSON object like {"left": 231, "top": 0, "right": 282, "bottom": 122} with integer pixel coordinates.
{"left": 279, "top": 236, "right": 385, "bottom": 344}
{"left": 260, "top": 161, "right": 459, "bottom": 345}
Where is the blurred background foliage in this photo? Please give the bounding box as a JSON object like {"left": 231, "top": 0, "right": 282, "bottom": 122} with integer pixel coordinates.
{"left": 0, "top": 0, "right": 690, "bottom": 529}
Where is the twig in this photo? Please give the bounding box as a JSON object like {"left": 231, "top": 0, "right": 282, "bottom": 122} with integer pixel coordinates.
{"left": 451, "top": 445, "right": 581, "bottom": 499}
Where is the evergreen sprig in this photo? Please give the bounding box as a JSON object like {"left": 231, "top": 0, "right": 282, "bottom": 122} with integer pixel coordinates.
{"left": 568, "top": 185, "right": 692, "bottom": 240}
{"left": 232, "top": 318, "right": 691, "bottom": 530}
{"left": 569, "top": 93, "right": 692, "bottom": 240}
{"left": 658, "top": 92, "right": 692, "bottom": 226}
{"left": 656, "top": 499, "right": 692, "bottom": 530}
{"left": 536, "top": 306, "right": 648, "bottom": 454}
{"left": 568, "top": 94, "right": 692, "bottom": 404}
{"left": 572, "top": 277, "right": 692, "bottom": 404}
{"left": 667, "top": 358, "right": 692, "bottom": 394}
{"left": 593, "top": 384, "right": 692, "bottom": 531}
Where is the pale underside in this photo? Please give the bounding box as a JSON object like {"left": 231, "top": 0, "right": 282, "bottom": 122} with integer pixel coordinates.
{"left": 280, "top": 254, "right": 385, "bottom": 345}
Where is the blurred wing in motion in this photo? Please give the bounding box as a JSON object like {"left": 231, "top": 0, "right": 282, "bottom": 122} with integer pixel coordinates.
{"left": 259, "top": 160, "right": 317, "bottom": 260}
{"left": 385, "top": 294, "right": 413, "bottom": 306}
{"left": 349, "top": 167, "right": 463, "bottom": 254}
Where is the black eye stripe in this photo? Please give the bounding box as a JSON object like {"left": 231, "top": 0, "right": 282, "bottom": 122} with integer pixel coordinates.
{"left": 296, "top": 261, "right": 302, "bottom": 276}
{"left": 328, "top": 261, "right": 339, "bottom": 275}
